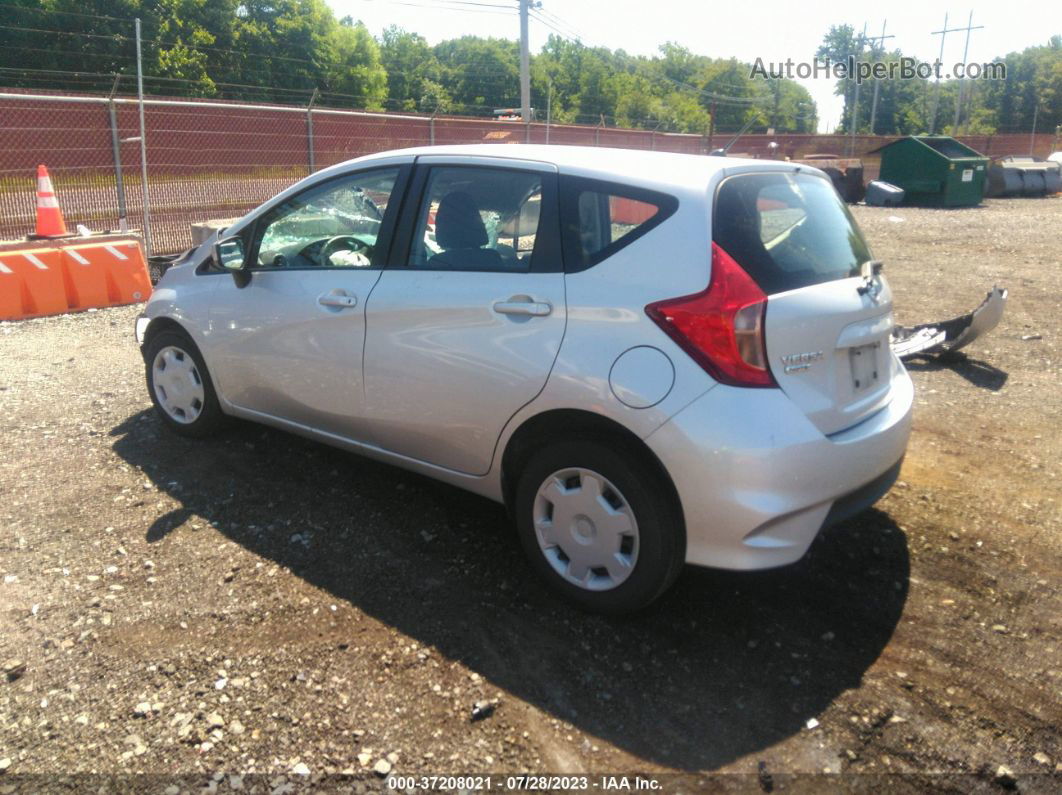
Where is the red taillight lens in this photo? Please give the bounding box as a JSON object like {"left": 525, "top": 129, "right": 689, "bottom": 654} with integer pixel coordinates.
{"left": 646, "top": 242, "right": 776, "bottom": 388}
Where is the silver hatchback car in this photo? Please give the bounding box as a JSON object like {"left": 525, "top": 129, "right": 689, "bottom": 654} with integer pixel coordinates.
{"left": 138, "top": 145, "right": 913, "bottom": 612}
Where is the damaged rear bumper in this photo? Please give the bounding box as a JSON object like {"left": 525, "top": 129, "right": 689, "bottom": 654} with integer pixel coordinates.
{"left": 891, "top": 286, "right": 1008, "bottom": 359}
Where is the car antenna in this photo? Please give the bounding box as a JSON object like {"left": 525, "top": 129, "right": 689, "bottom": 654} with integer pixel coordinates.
{"left": 709, "top": 115, "right": 760, "bottom": 157}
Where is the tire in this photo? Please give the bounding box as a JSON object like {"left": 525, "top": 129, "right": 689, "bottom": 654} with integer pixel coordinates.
{"left": 144, "top": 329, "right": 226, "bottom": 439}
{"left": 513, "top": 437, "right": 685, "bottom": 614}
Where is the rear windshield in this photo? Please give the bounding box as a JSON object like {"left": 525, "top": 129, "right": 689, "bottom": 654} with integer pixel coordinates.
{"left": 713, "top": 172, "right": 871, "bottom": 294}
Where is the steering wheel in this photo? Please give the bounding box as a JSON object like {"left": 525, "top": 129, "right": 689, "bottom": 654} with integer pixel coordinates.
{"left": 317, "top": 235, "right": 367, "bottom": 266}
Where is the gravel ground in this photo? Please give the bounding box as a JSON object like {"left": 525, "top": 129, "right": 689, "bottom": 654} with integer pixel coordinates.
{"left": 0, "top": 197, "right": 1060, "bottom": 793}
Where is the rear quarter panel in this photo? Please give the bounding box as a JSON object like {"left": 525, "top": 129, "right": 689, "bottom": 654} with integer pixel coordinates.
{"left": 489, "top": 173, "right": 719, "bottom": 474}
{"left": 488, "top": 161, "right": 828, "bottom": 478}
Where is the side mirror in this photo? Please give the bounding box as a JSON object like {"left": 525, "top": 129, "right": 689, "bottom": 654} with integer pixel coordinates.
{"left": 215, "top": 235, "right": 246, "bottom": 271}
{"left": 215, "top": 235, "right": 251, "bottom": 288}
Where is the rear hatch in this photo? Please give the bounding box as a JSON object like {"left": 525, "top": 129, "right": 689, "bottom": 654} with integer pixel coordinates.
{"left": 713, "top": 169, "right": 896, "bottom": 435}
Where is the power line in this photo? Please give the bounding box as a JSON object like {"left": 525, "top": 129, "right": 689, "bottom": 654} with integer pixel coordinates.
{"left": 528, "top": 10, "right": 573, "bottom": 40}
{"left": 0, "top": 23, "right": 337, "bottom": 70}
{"left": 348, "top": 0, "right": 515, "bottom": 14}
{"left": 0, "top": 46, "right": 527, "bottom": 97}
{"left": 0, "top": 23, "right": 134, "bottom": 41}
{"left": 0, "top": 2, "right": 134, "bottom": 24}
{"left": 417, "top": 0, "right": 517, "bottom": 8}
{"left": 0, "top": 17, "right": 525, "bottom": 79}
{"left": 535, "top": 7, "right": 586, "bottom": 41}
{"left": 0, "top": 67, "right": 512, "bottom": 114}
{"left": 529, "top": 11, "right": 576, "bottom": 43}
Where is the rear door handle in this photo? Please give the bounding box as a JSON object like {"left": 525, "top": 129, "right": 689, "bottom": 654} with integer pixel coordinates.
{"left": 493, "top": 297, "right": 552, "bottom": 317}
{"left": 318, "top": 291, "right": 357, "bottom": 308}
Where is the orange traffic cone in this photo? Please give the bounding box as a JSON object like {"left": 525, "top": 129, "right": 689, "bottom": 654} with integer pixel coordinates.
{"left": 34, "top": 164, "right": 68, "bottom": 238}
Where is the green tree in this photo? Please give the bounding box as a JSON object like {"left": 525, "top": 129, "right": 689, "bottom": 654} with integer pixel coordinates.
{"left": 418, "top": 77, "right": 451, "bottom": 114}
{"left": 816, "top": 24, "right": 865, "bottom": 132}
{"left": 433, "top": 36, "right": 519, "bottom": 112}
{"left": 609, "top": 71, "right": 661, "bottom": 128}
{"left": 817, "top": 24, "right": 1061, "bottom": 137}
{"left": 326, "top": 18, "right": 387, "bottom": 108}
{"left": 0, "top": 0, "right": 139, "bottom": 87}
{"left": 977, "top": 37, "right": 1061, "bottom": 134}
{"left": 380, "top": 26, "right": 435, "bottom": 110}
{"left": 149, "top": 0, "right": 231, "bottom": 96}
{"left": 699, "top": 58, "right": 764, "bottom": 131}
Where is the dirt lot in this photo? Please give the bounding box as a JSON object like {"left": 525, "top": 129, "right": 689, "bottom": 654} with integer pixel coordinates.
{"left": 1, "top": 197, "right": 1060, "bottom": 793}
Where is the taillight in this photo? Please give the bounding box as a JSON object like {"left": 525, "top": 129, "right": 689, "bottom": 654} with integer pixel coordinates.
{"left": 646, "top": 242, "right": 775, "bottom": 388}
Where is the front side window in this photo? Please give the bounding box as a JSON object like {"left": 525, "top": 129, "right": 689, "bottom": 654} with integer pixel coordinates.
{"left": 252, "top": 168, "right": 400, "bottom": 269}
{"left": 408, "top": 167, "right": 544, "bottom": 272}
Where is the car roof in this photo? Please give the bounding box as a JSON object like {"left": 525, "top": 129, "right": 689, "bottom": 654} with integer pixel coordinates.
{"left": 327, "top": 144, "right": 803, "bottom": 193}
{"left": 218, "top": 145, "right": 819, "bottom": 240}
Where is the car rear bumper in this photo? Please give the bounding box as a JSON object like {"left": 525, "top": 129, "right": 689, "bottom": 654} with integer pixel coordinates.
{"left": 645, "top": 367, "right": 913, "bottom": 570}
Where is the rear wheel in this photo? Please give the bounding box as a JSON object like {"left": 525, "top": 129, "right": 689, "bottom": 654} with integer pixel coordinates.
{"left": 144, "top": 329, "right": 225, "bottom": 438}
{"left": 513, "top": 438, "right": 684, "bottom": 613}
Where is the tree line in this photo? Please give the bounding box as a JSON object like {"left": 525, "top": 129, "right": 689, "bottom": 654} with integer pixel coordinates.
{"left": 0, "top": 0, "right": 814, "bottom": 133}
{"left": 2, "top": 2, "right": 1057, "bottom": 135}
{"left": 818, "top": 25, "right": 1061, "bottom": 136}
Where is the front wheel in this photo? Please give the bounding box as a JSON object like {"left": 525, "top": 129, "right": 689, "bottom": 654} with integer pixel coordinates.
{"left": 144, "top": 329, "right": 225, "bottom": 438}
{"left": 513, "top": 438, "right": 685, "bottom": 614}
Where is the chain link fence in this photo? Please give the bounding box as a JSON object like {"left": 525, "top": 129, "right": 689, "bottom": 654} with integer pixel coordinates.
{"left": 1, "top": 91, "right": 1058, "bottom": 254}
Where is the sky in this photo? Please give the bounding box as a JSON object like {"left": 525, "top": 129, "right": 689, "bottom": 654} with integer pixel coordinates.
{"left": 329, "top": 0, "right": 1059, "bottom": 132}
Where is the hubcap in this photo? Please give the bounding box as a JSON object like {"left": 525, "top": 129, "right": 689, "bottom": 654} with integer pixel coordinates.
{"left": 532, "top": 467, "right": 639, "bottom": 591}
{"left": 152, "top": 346, "right": 205, "bottom": 424}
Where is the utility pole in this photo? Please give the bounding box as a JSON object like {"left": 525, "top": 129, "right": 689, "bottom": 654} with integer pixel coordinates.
{"left": 770, "top": 78, "right": 781, "bottom": 131}
{"left": 952, "top": 12, "right": 984, "bottom": 136}
{"left": 519, "top": 0, "right": 531, "bottom": 123}
{"left": 867, "top": 20, "right": 895, "bottom": 136}
{"left": 1030, "top": 102, "right": 1039, "bottom": 156}
{"left": 708, "top": 100, "right": 716, "bottom": 151}
{"left": 135, "top": 17, "right": 151, "bottom": 257}
{"left": 306, "top": 87, "right": 319, "bottom": 173}
{"left": 106, "top": 74, "right": 128, "bottom": 233}
{"left": 545, "top": 79, "right": 552, "bottom": 144}
{"left": 849, "top": 23, "right": 867, "bottom": 155}
{"left": 929, "top": 13, "right": 969, "bottom": 135}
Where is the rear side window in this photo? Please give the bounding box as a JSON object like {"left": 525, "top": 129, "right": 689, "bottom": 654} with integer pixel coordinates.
{"left": 713, "top": 172, "right": 872, "bottom": 294}
{"left": 560, "top": 177, "right": 677, "bottom": 271}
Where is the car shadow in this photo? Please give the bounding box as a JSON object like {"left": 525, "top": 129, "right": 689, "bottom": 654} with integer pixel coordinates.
{"left": 110, "top": 411, "right": 909, "bottom": 771}
{"left": 903, "top": 352, "right": 1008, "bottom": 391}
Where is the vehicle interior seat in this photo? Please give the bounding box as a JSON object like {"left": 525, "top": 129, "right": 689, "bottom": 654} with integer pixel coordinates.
{"left": 427, "top": 191, "right": 504, "bottom": 270}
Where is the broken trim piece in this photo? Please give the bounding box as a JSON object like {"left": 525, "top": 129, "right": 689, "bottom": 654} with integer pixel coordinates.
{"left": 891, "top": 287, "right": 1008, "bottom": 359}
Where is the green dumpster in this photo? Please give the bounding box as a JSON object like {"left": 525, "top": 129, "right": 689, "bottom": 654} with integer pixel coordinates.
{"left": 871, "top": 136, "right": 989, "bottom": 207}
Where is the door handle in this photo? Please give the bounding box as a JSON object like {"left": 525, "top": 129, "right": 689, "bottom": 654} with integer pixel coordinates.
{"left": 493, "top": 297, "right": 552, "bottom": 317}
{"left": 318, "top": 292, "right": 357, "bottom": 308}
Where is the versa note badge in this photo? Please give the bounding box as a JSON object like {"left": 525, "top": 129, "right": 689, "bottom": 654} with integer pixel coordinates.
{"left": 780, "top": 350, "right": 824, "bottom": 373}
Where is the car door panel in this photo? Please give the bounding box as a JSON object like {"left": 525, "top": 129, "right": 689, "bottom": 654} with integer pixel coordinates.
{"left": 206, "top": 163, "right": 409, "bottom": 441}
{"left": 363, "top": 158, "right": 566, "bottom": 475}
{"left": 208, "top": 268, "right": 383, "bottom": 440}
{"left": 363, "top": 271, "right": 565, "bottom": 474}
